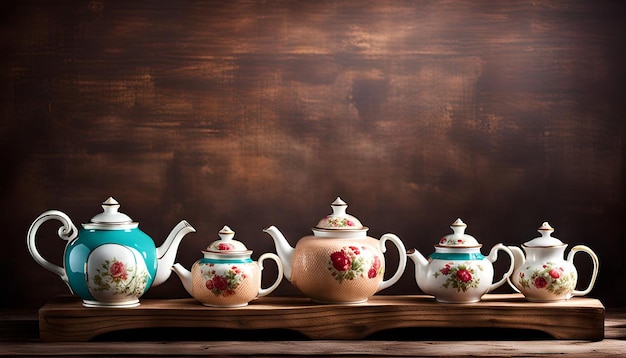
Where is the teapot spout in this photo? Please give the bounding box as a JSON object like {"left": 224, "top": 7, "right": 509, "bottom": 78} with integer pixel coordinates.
{"left": 407, "top": 248, "right": 429, "bottom": 269}
{"left": 406, "top": 248, "right": 430, "bottom": 292}
{"left": 263, "top": 226, "right": 294, "bottom": 281}
{"left": 154, "top": 220, "right": 196, "bottom": 287}
{"left": 171, "top": 263, "right": 193, "bottom": 296}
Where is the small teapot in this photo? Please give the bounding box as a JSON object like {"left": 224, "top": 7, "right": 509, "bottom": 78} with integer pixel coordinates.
{"left": 264, "top": 197, "right": 407, "bottom": 304}
{"left": 27, "top": 197, "right": 196, "bottom": 307}
{"left": 507, "top": 222, "right": 599, "bottom": 302}
{"left": 407, "top": 218, "right": 514, "bottom": 303}
{"left": 172, "top": 226, "right": 283, "bottom": 307}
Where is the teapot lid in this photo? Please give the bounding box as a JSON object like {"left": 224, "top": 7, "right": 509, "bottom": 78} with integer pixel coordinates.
{"left": 204, "top": 226, "right": 251, "bottom": 254}
{"left": 437, "top": 218, "right": 480, "bottom": 247}
{"left": 313, "top": 197, "right": 367, "bottom": 232}
{"left": 523, "top": 222, "right": 564, "bottom": 247}
{"left": 83, "top": 197, "right": 138, "bottom": 229}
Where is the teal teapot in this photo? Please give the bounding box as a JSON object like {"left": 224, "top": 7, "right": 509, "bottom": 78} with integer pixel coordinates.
{"left": 27, "top": 197, "right": 196, "bottom": 307}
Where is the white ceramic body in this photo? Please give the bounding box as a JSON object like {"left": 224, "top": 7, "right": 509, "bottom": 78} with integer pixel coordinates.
{"left": 409, "top": 244, "right": 514, "bottom": 303}
{"left": 508, "top": 244, "right": 599, "bottom": 302}
{"left": 187, "top": 253, "right": 283, "bottom": 307}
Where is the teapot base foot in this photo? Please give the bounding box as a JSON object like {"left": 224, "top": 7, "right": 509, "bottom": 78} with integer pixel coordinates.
{"left": 523, "top": 297, "right": 569, "bottom": 303}
{"left": 82, "top": 299, "right": 140, "bottom": 308}
{"left": 311, "top": 298, "right": 368, "bottom": 305}
{"left": 201, "top": 302, "right": 249, "bottom": 308}
{"left": 435, "top": 298, "right": 480, "bottom": 304}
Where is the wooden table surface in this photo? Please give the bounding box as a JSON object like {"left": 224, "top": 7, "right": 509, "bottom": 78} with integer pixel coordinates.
{"left": 36, "top": 294, "right": 607, "bottom": 341}
{"left": 1, "top": 301, "right": 625, "bottom": 357}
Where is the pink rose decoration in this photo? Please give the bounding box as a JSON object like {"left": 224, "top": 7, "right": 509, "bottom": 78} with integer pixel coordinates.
{"left": 534, "top": 277, "right": 548, "bottom": 289}
{"left": 549, "top": 268, "right": 560, "bottom": 279}
{"left": 366, "top": 256, "right": 381, "bottom": 279}
{"left": 109, "top": 261, "right": 128, "bottom": 280}
{"left": 212, "top": 275, "right": 229, "bottom": 291}
{"left": 218, "top": 243, "right": 235, "bottom": 251}
{"left": 456, "top": 269, "right": 472, "bottom": 283}
{"left": 330, "top": 251, "right": 351, "bottom": 271}
{"left": 349, "top": 246, "right": 360, "bottom": 255}
{"left": 440, "top": 264, "right": 451, "bottom": 275}
{"left": 206, "top": 279, "right": 214, "bottom": 290}
{"left": 372, "top": 256, "right": 381, "bottom": 270}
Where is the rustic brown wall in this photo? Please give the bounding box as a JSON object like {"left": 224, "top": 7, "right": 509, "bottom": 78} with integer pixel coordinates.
{"left": 2, "top": 0, "right": 625, "bottom": 310}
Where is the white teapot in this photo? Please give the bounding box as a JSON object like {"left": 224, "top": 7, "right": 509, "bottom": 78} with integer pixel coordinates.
{"left": 507, "top": 222, "right": 599, "bottom": 302}
{"left": 407, "top": 218, "right": 515, "bottom": 303}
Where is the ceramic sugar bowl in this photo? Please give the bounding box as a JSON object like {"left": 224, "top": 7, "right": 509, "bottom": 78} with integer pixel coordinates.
{"left": 264, "top": 197, "right": 407, "bottom": 304}
{"left": 507, "top": 222, "right": 599, "bottom": 302}
{"left": 407, "top": 218, "right": 515, "bottom": 303}
{"left": 172, "top": 226, "right": 283, "bottom": 307}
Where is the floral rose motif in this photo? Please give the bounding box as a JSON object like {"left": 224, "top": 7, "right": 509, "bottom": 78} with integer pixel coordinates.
{"left": 519, "top": 262, "right": 574, "bottom": 295}
{"left": 534, "top": 277, "right": 547, "bottom": 289}
{"left": 456, "top": 269, "right": 472, "bottom": 283}
{"left": 90, "top": 258, "right": 148, "bottom": 297}
{"left": 324, "top": 216, "right": 356, "bottom": 228}
{"left": 367, "top": 256, "right": 381, "bottom": 278}
{"left": 433, "top": 262, "right": 482, "bottom": 292}
{"left": 549, "top": 268, "right": 561, "bottom": 279}
{"left": 109, "top": 261, "right": 128, "bottom": 281}
{"left": 201, "top": 264, "right": 247, "bottom": 297}
{"left": 212, "top": 275, "right": 229, "bottom": 291}
{"left": 330, "top": 251, "right": 351, "bottom": 271}
{"left": 439, "top": 237, "right": 466, "bottom": 245}
{"left": 440, "top": 263, "right": 451, "bottom": 275}
{"left": 218, "top": 243, "right": 235, "bottom": 251}
{"left": 328, "top": 246, "right": 381, "bottom": 283}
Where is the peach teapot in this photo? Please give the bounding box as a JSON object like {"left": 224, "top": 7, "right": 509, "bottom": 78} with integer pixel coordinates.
{"left": 407, "top": 218, "right": 515, "bottom": 303}
{"left": 27, "top": 197, "right": 196, "bottom": 307}
{"left": 507, "top": 222, "right": 599, "bottom": 302}
{"left": 264, "top": 197, "right": 407, "bottom": 304}
{"left": 172, "top": 225, "right": 283, "bottom": 307}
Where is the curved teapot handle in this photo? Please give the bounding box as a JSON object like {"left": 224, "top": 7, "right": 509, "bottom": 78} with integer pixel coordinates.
{"left": 26, "top": 210, "right": 78, "bottom": 287}
{"left": 505, "top": 245, "right": 524, "bottom": 294}
{"left": 377, "top": 233, "right": 407, "bottom": 292}
{"left": 486, "top": 243, "right": 515, "bottom": 292}
{"left": 567, "top": 245, "right": 599, "bottom": 297}
{"left": 257, "top": 253, "right": 284, "bottom": 297}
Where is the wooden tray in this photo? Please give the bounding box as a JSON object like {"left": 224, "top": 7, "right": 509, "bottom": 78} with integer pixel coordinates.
{"left": 38, "top": 294, "right": 605, "bottom": 341}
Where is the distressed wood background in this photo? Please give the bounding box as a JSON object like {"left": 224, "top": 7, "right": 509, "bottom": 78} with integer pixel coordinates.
{"left": 1, "top": 0, "right": 625, "bottom": 310}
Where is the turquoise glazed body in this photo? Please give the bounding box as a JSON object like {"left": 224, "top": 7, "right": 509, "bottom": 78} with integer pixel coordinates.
{"left": 27, "top": 197, "right": 195, "bottom": 307}
{"left": 64, "top": 227, "right": 157, "bottom": 306}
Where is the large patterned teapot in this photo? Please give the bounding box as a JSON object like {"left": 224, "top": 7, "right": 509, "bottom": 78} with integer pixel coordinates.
{"left": 264, "top": 197, "right": 407, "bottom": 304}
{"left": 27, "top": 197, "right": 195, "bottom": 307}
